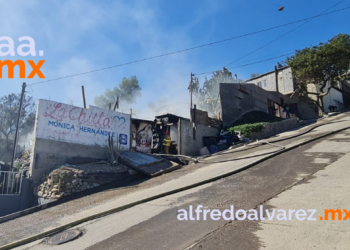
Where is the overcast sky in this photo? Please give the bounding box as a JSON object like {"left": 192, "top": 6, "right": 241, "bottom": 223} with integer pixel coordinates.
{"left": 1, "top": 0, "right": 349, "bottom": 119}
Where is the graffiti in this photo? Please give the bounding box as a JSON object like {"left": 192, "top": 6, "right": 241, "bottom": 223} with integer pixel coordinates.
{"left": 36, "top": 100, "right": 131, "bottom": 148}
{"left": 43, "top": 103, "right": 120, "bottom": 129}
{"left": 131, "top": 122, "right": 152, "bottom": 153}
{"left": 119, "top": 134, "right": 128, "bottom": 145}
{"left": 79, "top": 126, "right": 115, "bottom": 137}
{"left": 48, "top": 120, "right": 75, "bottom": 130}
{"left": 113, "top": 116, "right": 126, "bottom": 127}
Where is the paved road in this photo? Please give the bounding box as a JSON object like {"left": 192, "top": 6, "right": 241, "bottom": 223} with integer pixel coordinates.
{"left": 6, "top": 113, "right": 349, "bottom": 247}
{"left": 15, "top": 117, "right": 350, "bottom": 249}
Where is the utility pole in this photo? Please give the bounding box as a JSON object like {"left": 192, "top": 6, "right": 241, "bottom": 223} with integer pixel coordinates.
{"left": 81, "top": 86, "right": 86, "bottom": 109}
{"left": 10, "top": 82, "right": 26, "bottom": 171}
{"left": 190, "top": 72, "right": 194, "bottom": 109}
{"left": 190, "top": 72, "right": 194, "bottom": 122}
{"left": 274, "top": 66, "right": 279, "bottom": 93}
{"left": 113, "top": 96, "right": 119, "bottom": 111}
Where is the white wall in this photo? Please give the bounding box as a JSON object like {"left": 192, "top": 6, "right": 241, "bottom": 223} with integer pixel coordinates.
{"left": 323, "top": 88, "right": 343, "bottom": 113}
{"left": 247, "top": 67, "right": 294, "bottom": 94}
{"left": 29, "top": 99, "right": 132, "bottom": 183}
{"left": 179, "top": 119, "right": 218, "bottom": 156}
{"left": 35, "top": 99, "right": 131, "bottom": 149}
{"left": 308, "top": 81, "right": 344, "bottom": 113}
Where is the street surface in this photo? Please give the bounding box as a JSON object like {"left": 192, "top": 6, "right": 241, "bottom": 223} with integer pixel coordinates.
{"left": 3, "top": 112, "right": 350, "bottom": 250}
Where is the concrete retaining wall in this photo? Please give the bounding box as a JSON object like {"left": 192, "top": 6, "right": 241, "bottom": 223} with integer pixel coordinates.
{"left": 220, "top": 83, "right": 284, "bottom": 127}
{"left": 30, "top": 139, "right": 110, "bottom": 184}
{"left": 179, "top": 119, "right": 218, "bottom": 156}
{"left": 249, "top": 118, "right": 300, "bottom": 139}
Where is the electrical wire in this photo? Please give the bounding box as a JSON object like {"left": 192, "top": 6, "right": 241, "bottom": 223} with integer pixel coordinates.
{"left": 224, "top": 0, "right": 346, "bottom": 67}
{"left": 195, "top": 52, "right": 294, "bottom": 76}
{"left": 194, "top": 37, "right": 333, "bottom": 78}
{"left": 27, "top": 6, "right": 350, "bottom": 87}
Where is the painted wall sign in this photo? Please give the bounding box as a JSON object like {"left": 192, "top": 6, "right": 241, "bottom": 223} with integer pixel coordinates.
{"left": 131, "top": 121, "right": 153, "bottom": 153}
{"left": 34, "top": 99, "right": 131, "bottom": 149}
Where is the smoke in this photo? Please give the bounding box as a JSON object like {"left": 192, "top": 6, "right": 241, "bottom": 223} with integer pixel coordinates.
{"left": 146, "top": 99, "right": 190, "bottom": 118}
{"left": 18, "top": 131, "right": 34, "bottom": 152}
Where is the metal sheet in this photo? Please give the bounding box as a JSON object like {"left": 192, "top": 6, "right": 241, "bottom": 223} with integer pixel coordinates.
{"left": 119, "top": 151, "right": 179, "bottom": 177}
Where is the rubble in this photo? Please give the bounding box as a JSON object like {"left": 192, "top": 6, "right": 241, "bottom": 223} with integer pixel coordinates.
{"left": 37, "top": 163, "right": 129, "bottom": 200}
{"left": 13, "top": 149, "right": 32, "bottom": 174}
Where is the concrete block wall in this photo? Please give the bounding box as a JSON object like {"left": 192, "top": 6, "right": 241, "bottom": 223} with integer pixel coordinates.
{"left": 220, "top": 83, "right": 285, "bottom": 127}
{"left": 30, "top": 139, "right": 109, "bottom": 184}
{"left": 280, "top": 67, "right": 294, "bottom": 94}
{"left": 249, "top": 118, "right": 300, "bottom": 139}
{"left": 179, "top": 119, "right": 218, "bottom": 156}
{"left": 29, "top": 99, "right": 131, "bottom": 184}
{"left": 191, "top": 109, "right": 209, "bottom": 126}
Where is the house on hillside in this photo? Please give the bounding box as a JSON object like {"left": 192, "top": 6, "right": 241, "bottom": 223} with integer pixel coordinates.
{"left": 219, "top": 65, "right": 345, "bottom": 127}
{"left": 245, "top": 66, "right": 294, "bottom": 95}
{"left": 340, "top": 77, "right": 350, "bottom": 108}
{"left": 246, "top": 66, "right": 346, "bottom": 114}
{"left": 306, "top": 81, "right": 344, "bottom": 113}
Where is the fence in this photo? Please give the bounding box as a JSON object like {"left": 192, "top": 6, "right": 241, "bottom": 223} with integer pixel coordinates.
{"left": 0, "top": 171, "right": 23, "bottom": 195}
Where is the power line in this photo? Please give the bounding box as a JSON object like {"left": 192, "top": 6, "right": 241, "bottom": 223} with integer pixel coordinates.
{"left": 195, "top": 44, "right": 314, "bottom": 78}
{"left": 195, "top": 53, "right": 294, "bottom": 76}
{"left": 28, "top": 6, "right": 350, "bottom": 87}
{"left": 227, "top": 53, "right": 294, "bottom": 70}
{"left": 194, "top": 37, "right": 337, "bottom": 78}
{"left": 224, "top": 0, "right": 346, "bottom": 67}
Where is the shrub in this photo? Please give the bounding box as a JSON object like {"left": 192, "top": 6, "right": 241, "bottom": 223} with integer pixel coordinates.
{"left": 228, "top": 122, "right": 269, "bottom": 138}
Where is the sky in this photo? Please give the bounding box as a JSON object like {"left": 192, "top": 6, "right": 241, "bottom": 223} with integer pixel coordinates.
{"left": 1, "top": 0, "right": 349, "bottom": 119}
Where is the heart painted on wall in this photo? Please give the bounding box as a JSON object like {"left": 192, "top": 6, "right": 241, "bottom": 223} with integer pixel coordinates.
{"left": 113, "top": 116, "right": 126, "bottom": 127}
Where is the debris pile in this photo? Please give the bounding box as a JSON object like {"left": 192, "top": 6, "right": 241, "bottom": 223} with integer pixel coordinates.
{"left": 14, "top": 149, "right": 32, "bottom": 173}
{"left": 37, "top": 163, "right": 129, "bottom": 200}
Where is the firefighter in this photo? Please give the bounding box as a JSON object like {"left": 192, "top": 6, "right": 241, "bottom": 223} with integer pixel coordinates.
{"left": 163, "top": 130, "right": 171, "bottom": 154}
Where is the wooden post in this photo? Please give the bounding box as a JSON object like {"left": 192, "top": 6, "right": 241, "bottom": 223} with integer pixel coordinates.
{"left": 190, "top": 73, "right": 193, "bottom": 122}
{"left": 274, "top": 66, "right": 279, "bottom": 93}
{"left": 81, "top": 86, "right": 86, "bottom": 109}
{"left": 190, "top": 72, "right": 193, "bottom": 109}
{"left": 11, "top": 82, "right": 26, "bottom": 171}
{"left": 178, "top": 118, "right": 181, "bottom": 155}
{"left": 129, "top": 108, "right": 132, "bottom": 151}
{"left": 113, "top": 96, "right": 119, "bottom": 111}
{"left": 193, "top": 104, "right": 196, "bottom": 140}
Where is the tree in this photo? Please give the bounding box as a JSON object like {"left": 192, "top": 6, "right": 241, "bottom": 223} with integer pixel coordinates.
{"left": 250, "top": 73, "right": 260, "bottom": 78}
{"left": 189, "top": 68, "right": 242, "bottom": 117}
{"left": 94, "top": 76, "right": 142, "bottom": 109}
{"left": 0, "top": 93, "right": 36, "bottom": 162}
{"left": 286, "top": 34, "right": 350, "bottom": 115}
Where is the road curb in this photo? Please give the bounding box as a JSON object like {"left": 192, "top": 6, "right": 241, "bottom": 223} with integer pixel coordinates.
{"left": 1, "top": 126, "right": 350, "bottom": 250}
{"left": 0, "top": 175, "right": 142, "bottom": 224}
